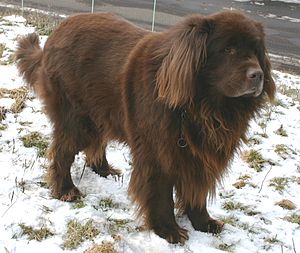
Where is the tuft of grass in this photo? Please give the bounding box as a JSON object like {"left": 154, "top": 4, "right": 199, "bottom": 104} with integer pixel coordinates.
{"left": 10, "top": 88, "right": 28, "bottom": 113}
{"left": 25, "top": 12, "right": 61, "bottom": 36}
{"left": 3, "top": 53, "right": 15, "bottom": 65}
{"left": 107, "top": 218, "right": 133, "bottom": 234}
{"left": 221, "top": 215, "right": 238, "bottom": 226}
{"left": 269, "top": 177, "right": 289, "bottom": 193}
{"left": 0, "top": 46, "right": 14, "bottom": 65}
{"left": 222, "top": 200, "right": 245, "bottom": 211}
{"left": 238, "top": 174, "right": 252, "bottom": 181}
{"left": 74, "top": 200, "right": 85, "bottom": 209}
{"left": 242, "top": 149, "right": 266, "bottom": 172}
{"left": 274, "top": 99, "right": 286, "bottom": 108}
{"left": 219, "top": 190, "right": 235, "bottom": 199}
{"left": 280, "top": 87, "right": 300, "bottom": 103}
{"left": 247, "top": 136, "right": 262, "bottom": 145}
{"left": 99, "top": 197, "right": 119, "bottom": 210}
{"left": 275, "top": 144, "right": 289, "bottom": 159}
{"left": 0, "top": 106, "right": 7, "bottom": 122}
{"left": 276, "top": 199, "right": 296, "bottom": 210}
{"left": 275, "top": 125, "right": 288, "bottom": 137}
{"left": 265, "top": 235, "right": 281, "bottom": 246}
{"left": 0, "top": 43, "right": 4, "bottom": 57}
{"left": 0, "top": 87, "right": 28, "bottom": 113}
{"left": 0, "top": 123, "right": 7, "bottom": 131}
{"left": 63, "top": 219, "right": 100, "bottom": 250}
{"left": 218, "top": 243, "right": 235, "bottom": 252}
{"left": 222, "top": 201, "right": 259, "bottom": 216}
{"left": 19, "top": 223, "right": 54, "bottom": 241}
{"left": 285, "top": 214, "right": 300, "bottom": 225}
{"left": 258, "top": 121, "right": 268, "bottom": 137}
{"left": 84, "top": 241, "right": 117, "bottom": 253}
{"left": 232, "top": 180, "right": 246, "bottom": 189}
{"left": 20, "top": 132, "right": 49, "bottom": 157}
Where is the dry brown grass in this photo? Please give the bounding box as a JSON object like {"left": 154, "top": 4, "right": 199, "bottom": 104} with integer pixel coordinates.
{"left": 276, "top": 199, "right": 296, "bottom": 210}
{"left": 84, "top": 241, "right": 117, "bottom": 253}
{"left": 0, "top": 86, "right": 28, "bottom": 113}
{"left": 63, "top": 219, "right": 100, "bottom": 250}
{"left": 19, "top": 223, "right": 54, "bottom": 241}
{"left": 0, "top": 106, "right": 7, "bottom": 121}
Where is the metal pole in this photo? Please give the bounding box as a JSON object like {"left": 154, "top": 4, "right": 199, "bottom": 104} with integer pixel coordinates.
{"left": 21, "top": 0, "right": 24, "bottom": 16}
{"left": 91, "top": 0, "right": 94, "bottom": 13}
{"left": 151, "top": 0, "right": 157, "bottom": 32}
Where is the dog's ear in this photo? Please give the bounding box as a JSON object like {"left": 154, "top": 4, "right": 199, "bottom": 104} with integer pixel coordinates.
{"left": 255, "top": 22, "right": 276, "bottom": 102}
{"left": 156, "top": 17, "right": 210, "bottom": 108}
{"left": 262, "top": 52, "right": 276, "bottom": 102}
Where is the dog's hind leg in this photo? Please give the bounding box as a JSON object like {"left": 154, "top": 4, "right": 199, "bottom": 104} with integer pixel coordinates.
{"left": 84, "top": 142, "right": 121, "bottom": 178}
{"left": 47, "top": 100, "right": 96, "bottom": 201}
{"left": 47, "top": 125, "right": 83, "bottom": 202}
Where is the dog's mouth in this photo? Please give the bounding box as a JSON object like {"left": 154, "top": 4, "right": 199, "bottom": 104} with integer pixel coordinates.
{"left": 242, "top": 89, "right": 261, "bottom": 98}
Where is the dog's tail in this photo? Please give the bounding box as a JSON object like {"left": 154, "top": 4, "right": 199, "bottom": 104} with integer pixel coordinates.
{"left": 15, "top": 33, "right": 43, "bottom": 93}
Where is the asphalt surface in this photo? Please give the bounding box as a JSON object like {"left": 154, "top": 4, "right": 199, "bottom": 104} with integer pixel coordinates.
{"left": 1, "top": 0, "right": 300, "bottom": 73}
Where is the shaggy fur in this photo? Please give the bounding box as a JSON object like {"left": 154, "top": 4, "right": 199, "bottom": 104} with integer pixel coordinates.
{"left": 16, "top": 11, "right": 275, "bottom": 243}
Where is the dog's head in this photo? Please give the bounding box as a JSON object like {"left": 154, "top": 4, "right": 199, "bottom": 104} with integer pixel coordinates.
{"left": 156, "top": 11, "right": 275, "bottom": 108}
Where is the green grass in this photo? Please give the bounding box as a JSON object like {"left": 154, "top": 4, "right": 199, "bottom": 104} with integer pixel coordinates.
{"left": 220, "top": 215, "right": 238, "bottom": 226}
{"left": 275, "top": 125, "right": 288, "bottom": 137}
{"left": 242, "top": 149, "right": 266, "bottom": 172}
{"left": 0, "top": 43, "right": 4, "bottom": 58}
{"left": 107, "top": 218, "right": 132, "bottom": 233}
{"left": 0, "top": 43, "right": 15, "bottom": 65}
{"left": 0, "top": 123, "right": 7, "bottom": 131}
{"left": 218, "top": 243, "right": 235, "bottom": 252}
{"left": 20, "top": 132, "right": 49, "bottom": 157}
{"left": 0, "top": 95, "right": 8, "bottom": 120}
{"left": 222, "top": 200, "right": 259, "bottom": 216}
{"left": 269, "top": 177, "right": 289, "bottom": 193}
{"left": 285, "top": 214, "right": 300, "bottom": 225}
{"left": 275, "top": 144, "right": 290, "bottom": 159}
{"left": 279, "top": 87, "right": 300, "bottom": 103}
{"left": 99, "top": 197, "right": 119, "bottom": 209}
{"left": 24, "top": 12, "right": 61, "bottom": 36}
{"left": 265, "top": 235, "right": 280, "bottom": 244}
{"left": 74, "top": 200, "right": 85, "bottom": 209}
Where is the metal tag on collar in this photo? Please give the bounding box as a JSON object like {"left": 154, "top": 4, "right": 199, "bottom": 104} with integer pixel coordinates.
{"left": 177, "top": 137, "right": 187, "bottom": 148}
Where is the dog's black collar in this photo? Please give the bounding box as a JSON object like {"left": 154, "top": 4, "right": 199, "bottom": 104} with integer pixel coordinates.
{"left": 177, "top": 108, "right": 188, "bottom": 148}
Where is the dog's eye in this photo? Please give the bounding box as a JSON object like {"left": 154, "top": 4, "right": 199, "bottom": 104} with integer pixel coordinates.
{"left": 224, "top": 47, "right": 236, "bottom": 55}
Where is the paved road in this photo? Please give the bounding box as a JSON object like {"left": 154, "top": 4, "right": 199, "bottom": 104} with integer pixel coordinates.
{"left": 2, "top": 0, "right": 300, "bottom": 73}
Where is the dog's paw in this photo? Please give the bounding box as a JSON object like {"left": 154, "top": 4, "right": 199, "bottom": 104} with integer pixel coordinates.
{"left": 154, "top": 225, "right": 189, "bottom": 244}
{"left": 57, "top": 187, "right": 83, "bottom": 202}
{"left": 200, "top": 218, "right": 224, "bottom": 234}
{"left": 92, "top": 164, "right": 122, "bottom": 178}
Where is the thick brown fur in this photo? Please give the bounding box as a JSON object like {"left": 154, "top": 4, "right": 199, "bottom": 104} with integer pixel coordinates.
{"left": 16, "top": 11, "right": 275, "bottom": 244}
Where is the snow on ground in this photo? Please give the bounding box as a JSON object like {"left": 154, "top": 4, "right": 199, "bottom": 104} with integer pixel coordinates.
{"left": 234, "top": 0, "right": 300, "bottom": 23}
{"left": 235, "top": 0, "right": 300, "bottom": 4}
{"left": 0, "top": 15, "right": 300, "bottom": 253}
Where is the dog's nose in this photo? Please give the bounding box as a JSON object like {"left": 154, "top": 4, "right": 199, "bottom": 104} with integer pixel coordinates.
{"left": 247, "top": 67, "right": 264, "bottom": 83}
{"left": 245, "top": 67, "right": 264, "bottom": 97}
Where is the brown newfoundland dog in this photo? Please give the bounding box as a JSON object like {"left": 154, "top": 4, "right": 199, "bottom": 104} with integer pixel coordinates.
{"left": 16, "top": 11, "right": 275, "bottom": 243}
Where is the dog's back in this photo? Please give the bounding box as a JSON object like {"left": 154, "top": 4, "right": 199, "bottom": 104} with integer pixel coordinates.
{"left": 17, "top": 13, "right": 147, "bottom": 142}
{"left": 43, "top": 13, "right": 147, "bottom": 131}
